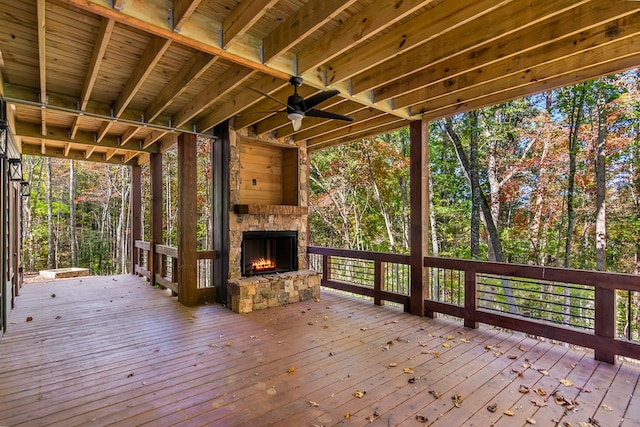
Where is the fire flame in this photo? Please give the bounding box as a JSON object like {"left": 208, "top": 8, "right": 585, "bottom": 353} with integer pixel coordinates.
{"left": 251, "top": 258, "right": 276, "bottom": 271}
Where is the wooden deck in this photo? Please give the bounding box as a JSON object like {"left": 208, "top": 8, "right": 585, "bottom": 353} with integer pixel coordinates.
{"left": 1, "top": 275, "right": 639, "bottom": 427}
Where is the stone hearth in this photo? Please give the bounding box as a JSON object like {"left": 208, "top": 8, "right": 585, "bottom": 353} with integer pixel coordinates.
{"left": 228, "top": 270, "right": 320, "bottom": 313}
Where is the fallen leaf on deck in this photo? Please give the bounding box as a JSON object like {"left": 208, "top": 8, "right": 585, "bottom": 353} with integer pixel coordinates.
{"left": 494, "top": 351, "right": 504, "bottom": 357}
{"left": 576, "top": 387, "right": 591, "bottom": 393}
{"left": 538, "top": 369, "right": 549, "bottom": 376}
{"left": 433, "top": 351, "right": 440, "bottom": 358}
{"left": 460, "top": 338, "right": 469, "bottom": 343}
{"left": 487, "top": 403, "right": 497, "bottom": 412}
{"left": 601, "top": 404, "right": 613, "bottom": 411}
{"left": 329, "top": 352, "right": 335, "bottom": 356}
{"left": 288, "top": 366, "right": 296, "bottom": 373}
{"left": 308, "top": 401, "right": 319, "bottom": 407}
{"left": 519, "top": 385, "right": 530, "bottom": 393}
{"left": 523, "top": 362, "right": 531, "bottom": 369}
{"left": 383, "top": 341, "right": 393, "bottom": 350}
{"left": 504, "top": 409, "right": 514, "bottom": 416}
{"left": 365, "top": 410, "right": 381, "bottom": 422}
{"left": 560, "top": 378, "right": 574, "bottom": 387}
{"left": 442, "top": 343, "right": 451, "bottom": 348}
{"left": 225, "top": 341, "right": 231, "bottom": 347}
{"left": 55, "top": 315, "right": 62, "bottom": 320}
{"left": 451, "top": 394, "right": 463, "bottom": 407}
{"left": 416, "top": 415, "right": 428, "bottom": 423}
{"left": 408, "top": 377, "right": 417, "bottom": 383}
{"left": 323, "top": 325, "right": 329, "bottom": 329}
{"left": 403, "top": 368, "right": 414, "bottom": 374}
{"left": 519, "top": 345, "right": 526, "bottom": 351}
{"left": 51, "top": 294, "right": 56, "bottom": 298}
{"left": 26, "top": 316, "right": 33, "bottom": 322}
{"left": 446, "top": 335, "right": 455, "bottom": 340}
{"left": 389, "top": 362, "right": 397, "bottom": 367}
{"left": 308, "top": 322, "right": 315, "bottom": 325}
{"left": 526, "top": 418, "right": 536, "bottom": 424}
{"left": 535, "top": 387, "right": 547, "bottom": 396}
{"left": 353, "top": 390, "right": 366, "bottom": 398}
{"left": 419, "top": 342, "right": 429, "bottom": 347}
{"left": 531, "top": 399, "right": 547, "bottom": 407}
{"left": 429, "top": 390, "right": 441, "bottom": 399}
{"left": 360, "top": 327, "right": 368, "bottom": 331}
{"left": 428, "top": 332, "right": 434, "bottom": 337}
{"left": 127, "top": 372, "right": 134, "bottom": 377}
{"left": 508, "top": 354, "right": 518, "bottom": 359}
{"left": 324, "top": 316, "right": 329, "bottom": 321}
{"left": 485, "top": 345, "right": 493, "bottom": 351}
{"left": 578, "top": 423, "right": 596, "bottom": 427}
{"left": 344, "top": 412, "right": 350, "bottom": 419}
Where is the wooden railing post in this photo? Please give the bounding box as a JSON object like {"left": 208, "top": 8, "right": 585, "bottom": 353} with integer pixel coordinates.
{"left": 374, "top": 260, "right": 384, "bottom": 306}
{"left": 177, "top": 133, "right": 198, "bottom": 306}
{"left": 464, "top": 267, "right": 478, "bottom": 329}
{"left": 322, "top": 254, "right": 331, "bottom": 284}
{"left": 595, "top": 286, "right": 616, "bottom": 363}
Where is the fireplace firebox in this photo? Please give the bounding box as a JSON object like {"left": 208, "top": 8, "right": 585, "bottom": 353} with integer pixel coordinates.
{"left": 241, "top": 231, "right": 298, "bottom": 276}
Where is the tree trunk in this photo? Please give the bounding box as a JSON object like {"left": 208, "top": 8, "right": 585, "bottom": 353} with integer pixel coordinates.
{"left": 428, "top": 165, "right": 439, "bottom": 257}
{"left": 469, "top": 111, "right": 480, "bottom": 259}
{"left": 595, "top": 101, "right": 607, "bottom": 272}
{"left": 69, "top": 160, "right": 77, "bottom": 267}
{"left": 364, "top": 146, "right": 395, "bottom": 249}
{"left": 47, "top": 158, "right": 55, "bottom": 269}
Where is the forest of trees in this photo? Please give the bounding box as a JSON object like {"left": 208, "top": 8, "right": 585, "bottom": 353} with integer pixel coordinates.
{"left": 309, "top": 72, "right": 640, "bottom": 276}
{"left": 21, "top": 72, "right": 640, "bottom": 279}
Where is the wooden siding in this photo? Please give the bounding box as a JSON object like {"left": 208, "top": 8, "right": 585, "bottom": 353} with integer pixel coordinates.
{"left": 1, "top": 275, "right": 639, "bottom": 426}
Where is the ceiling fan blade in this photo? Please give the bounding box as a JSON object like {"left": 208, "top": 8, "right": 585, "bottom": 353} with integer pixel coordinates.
{"left": 249, "top": 87, "right": 287, "bottom": 107}
{"left": 291, "top": 118, "right": 303, "bottom": 131}
{"left": 302, "top": 89, "right": 340, "bottom": 110}
{"left": 305, "top": 109, "right": 354, "bottom": 122}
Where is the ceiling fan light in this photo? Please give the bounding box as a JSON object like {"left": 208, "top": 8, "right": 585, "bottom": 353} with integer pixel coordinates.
{"left": 287, "top": 111, "right": 303, "bottom": 121}
{"left": 291, "top": 118, "right": 303, "bottom": 131}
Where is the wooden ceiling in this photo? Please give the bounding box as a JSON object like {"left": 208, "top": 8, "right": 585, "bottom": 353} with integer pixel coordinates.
{"left": 1, "top": 0, "right": 639, "bottom": 165}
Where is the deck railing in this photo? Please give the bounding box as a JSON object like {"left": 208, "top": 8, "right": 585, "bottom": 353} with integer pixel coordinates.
{"left": 308, "top": 246, "right": 640, "bottom": 362}
{"left": 133, "top": 240, "right": 217, "bottom": 294}
{"left": 307, "top": 246, "right": 411, "bottom": 310}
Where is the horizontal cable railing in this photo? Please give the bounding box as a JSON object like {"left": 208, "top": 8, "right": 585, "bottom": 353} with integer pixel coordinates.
{"left": 424, "top": 257, "right": 640, "bottom": 363}
{"left": 307, "top": 246, "right": 411, "bottom": 310}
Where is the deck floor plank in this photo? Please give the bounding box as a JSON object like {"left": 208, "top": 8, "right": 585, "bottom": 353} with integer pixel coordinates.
{"left": 0, "top": 275, "right": 639, "bottom": 426}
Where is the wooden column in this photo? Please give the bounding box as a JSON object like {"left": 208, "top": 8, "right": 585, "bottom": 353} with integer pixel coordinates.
{"left": 150, "top": 153, "right": 162, "bottom": 286}
{"left": 595, "top": 287, "right": 616, "bottom": 363}
{"left": 130, "top": 165, "right": 142, "bottom": 274}
{"left": 409, "top": 119, "right": 430, "bottom": 316}
{"left": 177, "top": 133, "right": 198, "bottom": 306}
{"left": 213, "top": 122, "right": 230, "bottom": 305}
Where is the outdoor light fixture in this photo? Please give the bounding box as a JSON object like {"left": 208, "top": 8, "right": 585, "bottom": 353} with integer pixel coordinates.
{"left": 8, "top": 157, "right": 23, "bottom": 181}
{"left": 287, "top": 111, "right": 304, "bottom": 131}
{"left": 0, "top": 123, "right": 8, "bottom": 159}
{"left": 20, "top": 180, "right": 30, "bottom": 197}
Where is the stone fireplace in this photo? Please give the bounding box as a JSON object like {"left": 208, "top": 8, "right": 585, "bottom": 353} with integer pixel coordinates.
{"left": 226, "top": 125, "right": 320, "bottom": 313}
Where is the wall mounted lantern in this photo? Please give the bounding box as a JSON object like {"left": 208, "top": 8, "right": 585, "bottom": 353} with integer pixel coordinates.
{"left": 20, "top": 180, "right": 30, "bottom": 197}
{"left": 8, "top": 157, "right": 23, "bottom": 181}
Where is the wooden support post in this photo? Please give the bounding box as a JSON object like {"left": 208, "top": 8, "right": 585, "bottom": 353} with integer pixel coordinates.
{"left": 409, "top": 119, "right": 430, "bottom": 316}
{"left": 464, "top": 267, "right": 479, "bottom": 329}
{"left": 177, "top": 133, "right": 198, "bottom": 306}
{"left": 213, "top": 123, "right": 230, "bottom": 305}
{"left": 374, "top": 260, "right": 384, "bottom": 306}
{"left": 130, "top": 165, "right": 141, "bottom": 274}
{"left": 595, "top": 286, "right": 616, "bottom": 363}
{"left": 150, "top": 153, "right": 162, "bottom": 286}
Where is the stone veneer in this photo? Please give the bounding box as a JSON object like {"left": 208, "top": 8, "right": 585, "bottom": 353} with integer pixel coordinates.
{"left": 226, "top": 123, "right": 313, "bottom": 313}
{"left": 228, "top": 270, "right": 321, "bottom": 313}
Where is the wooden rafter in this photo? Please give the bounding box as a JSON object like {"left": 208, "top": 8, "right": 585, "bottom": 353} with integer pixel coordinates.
{"left": 173, "top": 0, "right": 202, "bottom": 31}
{"left": 71, "top": 17, "right": 115, "bottom": 138}
{"left": 296, "top": 0, "right": 434, "bottom": 75}
{"left": 262, "top": 0, "right": 359, "bottom": 64}
{"left": 308, "top": 120, "right": 409, "bottom": 151}
{"left": 145, "top": 51, "right": 218, "bottom": 122}
{"left": 349, "top": 0, "right": 591, "bottom": 95}
{"left": 172, "top": 64, "right": 255, "bottom": 128}
{"left": 96, "top": 122, "right": 113, "bottom": 143}
{"left": 104, "top": 148, "right": 118, "bottom": 161}
{"left": 37, "top": 0, "right": 46, "bottom": 135}
{"left": 114, "top": 36, "right": 172, "bottom": 117}
{"left": 324, "top": 0, "right": 507, "bottom": 86}
{"left": 85, "top": 145, "right": 96, "bottom": 159}
{"left": 222, "top": 0, "right": 278, "bottom": 49}
{"left": 294, "top": 107, "right": 386, "bottom": 143}
{"left": 142, "top": 130, "right": 168, "bottom": 149}
{"left": 377, "top": 0, "right": 639, "bottom": 105}
{"left": 120, "top": 126, "right": 139, "bottom": 145}
{"left": 22, "top": 143, "right": 136, "bottom": 165}
{"left": 197, "top": 75, "right": 288, "bottom": 132}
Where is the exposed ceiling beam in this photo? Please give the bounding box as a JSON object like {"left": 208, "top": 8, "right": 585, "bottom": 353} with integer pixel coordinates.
{"left": 172, "top": 64, "right": 256, "bottom": 128}
{"left": 120, "top": 126, "right": 139, "bottom": 145}
{"left": 262, "top": 0, "right": 359, "bottom": 64}
{"left": 105, "top": 148, "right": 118, "bottom": 161}
{"left": 114, "top": 36, "right": 172, "bottom": 117}
{"left": 197, "top": 75, "right": 288, "bottom": 132}
{"left": 96, "top": 122, "right": 113, "bottom": 143}
{"left": 294, "top": 107, "right": 386, "bottom": 143}
{"left": 85, "top": 145, "right": 96, "bottom": 159}
{"left": 307, "top": 117, "right": 408, "bottom": 149}
{"left": 142, "top": 130, "right": 168, "bottom": 149}
{"left": 308, "top": 121, "right": 409, "bottom": 152}
{"left": 376, "top": 0, "right": 638, "bottom": 104}
{"left": 418, "top": 48, "right": 640, "bottom": 121}
{"left": 37, "top": 0, "right": 47, "bottom": 135}
{"left": 296, "top": 0, "right": 435, "bottom": 75}
{"left": 145, "top": 51, "right": 218, "bottom": 122}
{"left": 22, "top": 143, "right": 138, "bottom": 165}
{"left": 172, "top": 0, "right": 202, "bottom": 31}
{"left": 14, "top": 121, "right": 159, "bottom": 153}
{"left": 222, "top": 0, "right": 279, "bottom": 49}
{"left": 395, "top": 10, "right": 640, "bottom": 110}
{"left": 324, "top": 0, "right": 508, "bottom": 85}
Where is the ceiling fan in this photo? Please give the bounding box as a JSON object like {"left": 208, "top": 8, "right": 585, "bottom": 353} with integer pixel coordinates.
{"left": 252, "top": 76, "right": 353, "bottom": 131}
